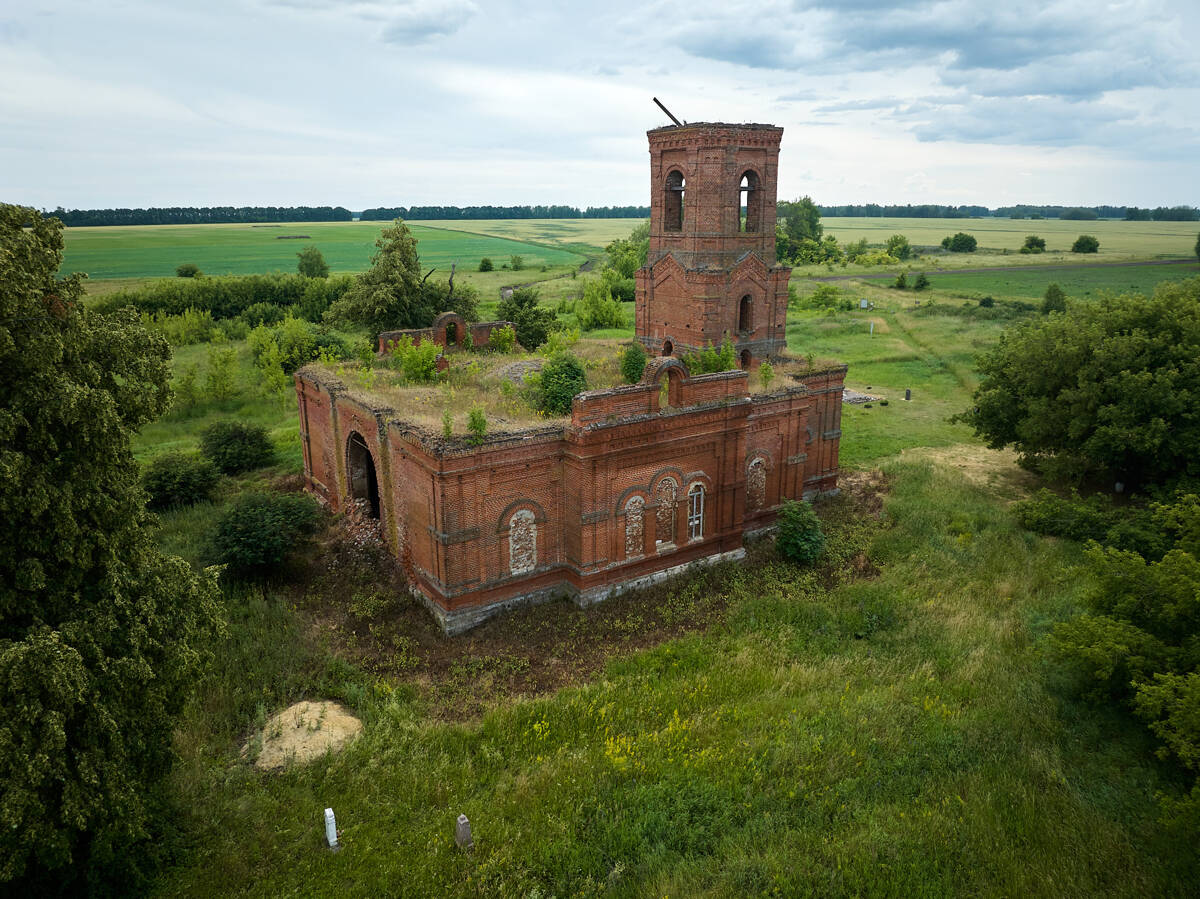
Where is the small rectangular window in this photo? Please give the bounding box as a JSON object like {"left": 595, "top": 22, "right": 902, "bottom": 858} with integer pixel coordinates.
{"left": 688, "top": 487, "right": 704, "bottom": 541}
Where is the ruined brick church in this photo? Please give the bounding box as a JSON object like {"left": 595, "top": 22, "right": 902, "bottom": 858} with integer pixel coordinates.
{"left": 295, "top": 121, "right": 845, "bottom": 633}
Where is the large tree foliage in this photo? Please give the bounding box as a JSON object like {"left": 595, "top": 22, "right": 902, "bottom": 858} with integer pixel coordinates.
{"left": 0, "top": 206, "right": 222, "bottom": 890}
{"left": 324, "top": 219, "right": 476, "bottom": 339}
{"left": 958, "top": 278, "right": 1200, "bottom": 487}
{"left": 775, "top": 197, "right": 823, "bottom": 263}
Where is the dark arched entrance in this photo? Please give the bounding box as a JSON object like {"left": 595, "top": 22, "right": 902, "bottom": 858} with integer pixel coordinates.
{"left": 738, "top": 295, "right": 752, "bottom": 333}
{"left": 662, "top": 339, "right": 673, "bottom": 356}
{"left": 346, "top": 432, "right": 380, "bottom": 519}
{"left": 739, "top": 349, "right": 752, "bottom": 370}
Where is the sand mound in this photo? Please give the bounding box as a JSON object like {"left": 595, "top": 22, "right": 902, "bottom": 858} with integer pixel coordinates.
{"left": 250, "top": 700, "right": 362, "bottom": 770}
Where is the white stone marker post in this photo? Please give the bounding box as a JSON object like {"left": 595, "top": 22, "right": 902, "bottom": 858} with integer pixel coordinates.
{"left": 456, "top": 814, "right": 474, "bottom": 850}
{"left": 325, "top": 807, "right": 339, "bottom": 851}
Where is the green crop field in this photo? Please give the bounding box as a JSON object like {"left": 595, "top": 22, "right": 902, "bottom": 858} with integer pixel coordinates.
{"left": 909, "top": 261, "right": 1199, "bottom": 300}
{"left": 60, "top": 220, "right": 592, "bottom": 281}
{"left": 419, "top": 218, "right": 643, "bottom": 254}
{"left": 822, "top": 215, "right": 1199, "bottom": 257}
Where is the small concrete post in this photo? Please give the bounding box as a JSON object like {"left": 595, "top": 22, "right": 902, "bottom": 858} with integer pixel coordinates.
{"left": 905, "top": 388, "right": 911, "bottom": 401}
{"left": 324, "top": 807, "right": 339, "bottom": 851}
{"left": 456, "top": 814, "right": 474, "bottom": 850}
{"left": 869, "top": 321, "right": 875, "bottom": 336}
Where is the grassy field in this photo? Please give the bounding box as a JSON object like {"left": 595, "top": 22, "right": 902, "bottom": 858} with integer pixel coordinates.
{"left": 61, "top": 220, "right": 593, "bottom": 281}
{"left": 121, "top": 260, "right": 1200, "bottom": 894}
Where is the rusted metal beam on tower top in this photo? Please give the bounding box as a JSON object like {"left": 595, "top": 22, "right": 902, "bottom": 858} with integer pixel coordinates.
{"left": 653, "top": 97, "right": 683, "bottom": 127}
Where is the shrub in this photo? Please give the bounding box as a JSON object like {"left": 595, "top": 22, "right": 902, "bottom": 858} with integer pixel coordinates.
{"left": 142, "top": 453, "right": 219, "bottom": 509}
{"left": 510, "top": 254, "right": 525, "bottom": 271}
{"left": 1041, "top": 282, "right": 1067, "bottom": 314}
{"left": 913, "top": 272, "right": 930, "bottom": 290}
{"left": 1021, "top": 235, "right": 1046, "bottom": 254}
{"left": 199, "top": 420, "right": 275, "bottom": 474}
{"left": 387, "top": 335, "right": 440, "bottom": 383}
{"left": 478, "top": 257, "right": 494, "bottom": 272}
{"left": 442, "top": 408, "right": 453, "bottom": 438}
{"left": 893, "top": 272, "right": 908, "bottom": 289}
{"left": 1072, "top": 234, "right": 1100, "bottom": 253}
{"left": 142, "top": 307, "right": 218, "bottom": 346}
{"left": 240, "top": 302, "right": 287, "bottom": 327}
{"left": 491, "top": 324, "right": 517, "bottom": 353}
{"left": 620, "top": 341, "right": 647, "bottom": 384}
{"left": 759, "top": 360, "right": 775, "bottom": 390}
{"left": 575, "top": 277, "right": 625, "bottom": 330}
{"left": 979, "top": 296, "right": 995, "bottom": 308}
{"left": 777, "top": 499, "right": 825, "bottom": 564}
{"left": 941, "top": 232, "right": 977, "bottom": 252}
{"left": 467, "top": 406, "right": 487, "bottom": 444}
{"left": 885, "top": 234, "right": 912, "bottom": 260}
{"left": 684, "top": 336, "right": 737, "bottom": 375}
{"left": 176, "top": 263, "right": 201, "bottom": 277}
{"left": 207, "top": 492, "right": 321, "bottom": 575}
{"left": 204, "top": 346, "right": 237, "bottom": 401}
{"left": 539, "top": 351, "right": 588, "bottom": 415}
{"left": 497, "top": 287, "right": 558, "bottom": 351}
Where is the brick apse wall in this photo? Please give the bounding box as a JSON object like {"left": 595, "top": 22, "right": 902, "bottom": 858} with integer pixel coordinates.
{"left": 296, "top": 360, "right": 845, "bottom": 634}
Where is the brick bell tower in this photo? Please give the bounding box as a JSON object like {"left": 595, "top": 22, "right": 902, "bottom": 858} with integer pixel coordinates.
{"left": 634, "top": 121, "right": 790, "bottom": 368}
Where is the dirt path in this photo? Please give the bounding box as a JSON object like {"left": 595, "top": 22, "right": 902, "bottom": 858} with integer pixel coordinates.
{"left": 809, "top": 257, "right": 1195, "bottom": 282}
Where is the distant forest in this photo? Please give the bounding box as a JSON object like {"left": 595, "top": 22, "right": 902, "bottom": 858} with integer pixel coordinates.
{"left": 817, "top": 203, "right": 1200, "bottom": 221}
{"left": 43, "top": 202, "right": 1197, "bottom": 227}
{"left": 357, "top": 205, "right": 651, "bottom": 221}
{"left": 47, "top": 206, "right": 354, "bottom": 226}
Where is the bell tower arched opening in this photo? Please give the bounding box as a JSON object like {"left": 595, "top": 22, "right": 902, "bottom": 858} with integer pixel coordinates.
{"left": 664, "top": 170, "right": 685, "bottom": 232}
{"left": 739, "top": 170, "right": 761, "bottom": 233}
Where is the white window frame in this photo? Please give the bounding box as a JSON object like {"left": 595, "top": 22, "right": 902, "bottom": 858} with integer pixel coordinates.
{"left": 687, "top": 484, "right": 704, "bottom": 541}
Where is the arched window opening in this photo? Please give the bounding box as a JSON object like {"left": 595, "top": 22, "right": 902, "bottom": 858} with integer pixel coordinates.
{"left": 740, "top": 349, "right": 752, "bottom": 370}
{"left": 347, "top": 433, "right": 380, "bottom": 520}
{"left": 662, "top": 339, "right": 674, "bottom": 356}
{"left": 445, "top": 321, "right": 457, "bottom": 345}
{"left": 739, "top": 171, "right": 761, "bottom": 233}
{"left": 738, "top": 295, "right": 752, "bottom": 333}
{"left": 624, "top": 496, "right": 645, "bottom": 559}
{"left": 687, "top": 484, "right": 705, "bottom": 541}
{"left": 664, "top": 170, "right": 685, "bottom": 232}
{"left": 747, "top": 456, "right": 767, "bottom": 512}
{"left": 509, "top": 509, "right": 537, "bottom": 575}
{"left": 655, "top": 477, "right": 678, "bottom": 549}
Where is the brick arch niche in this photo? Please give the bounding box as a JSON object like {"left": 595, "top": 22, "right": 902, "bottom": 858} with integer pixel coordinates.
{"left": 346, "top": 431, "right": 380, "bottom": 519}
{"left": 433, "top": 311, "right": 467, "bottom": 347}
{"left": 641, "top": 356, "right": 690, "bottom": 407}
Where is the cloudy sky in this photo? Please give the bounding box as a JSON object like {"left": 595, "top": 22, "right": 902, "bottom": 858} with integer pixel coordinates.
{"left": 2, "top": 0, "right": 1197, "bottom": 210}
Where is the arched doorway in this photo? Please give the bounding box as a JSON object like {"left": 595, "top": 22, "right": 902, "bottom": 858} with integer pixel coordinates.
{"left": 740, "top": 349, "right": 752, "bottom": 370}
{"left": 662, "top": 339, "right": 673, "bottom": 356}
{"left": 346, "top": 432, "right": 380, "bottom": 519}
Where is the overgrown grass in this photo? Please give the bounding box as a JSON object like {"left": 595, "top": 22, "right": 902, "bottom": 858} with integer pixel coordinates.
{"left": 154, "top": 460, "right": 1196, "bottom": 896}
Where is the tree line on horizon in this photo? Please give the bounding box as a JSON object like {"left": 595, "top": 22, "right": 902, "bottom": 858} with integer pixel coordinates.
{"left": 40, "top": 202, "right": 1199, "bottom": 228}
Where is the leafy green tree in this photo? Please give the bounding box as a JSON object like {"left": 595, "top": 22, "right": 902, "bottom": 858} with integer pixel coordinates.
{"left": 175, "top": 262, "right": 201, "bottom": 277}
{"left": 885, "top": 234, "right": 912, "bottom": 260}
{"left": 775, "top": 196, "right": 823, "bottom": 262}
{"left": 1072, "top": 234, "right": 1100, "bottom": 253}
{"left": 956, "top": 278, "right": 1200, "bottom": 486}
{"left": 1021, "top": 235, "right": 1046, "bottom": 254}
{"left": 620, "top": 341, "right": 647, "bottom": 383}
{"left": 0, "top": 205, "right": 222, "bottom": 889}
{"left": 941, "top": 232, "right": 977, "bottom": 252}
{"left": 142, "top": 453, "right": 219, "bottom": 509}
{"left": 575, "top": 277, "right": 625, "bottom": 331}
{"left": 893, "top": 272, "right": 908, "bottom": 289}
{"left": 913, "top": 272, "right": 931, "bottom": 291}
{"left": 325, "top": 219, "right": 420, "bottom": 337}
{"left": 1041, "top": 282, "right": 1067, "bottom": 314}
{"left": 296, "top": 245, "right": 329, "bottom": 278}
{"left": 467, "top": 406, "right": 487, "bottom": 445}
{"left": 497, "top": 287, "right": 558, "bottom": 351}
{"left": 1193, "top": 231, "right": 1199, "bottom": 264}
{"left": 603, "top": 221, "right": 650, "bottom": 278}
{"left": 478, "top": 257, "right": 493, "bottom": 272}
{"left": 539, "top": 352, "right": 588, "bottom": 415}
{"left": 510, "top": 254, "right": 525, "bottom": 271}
